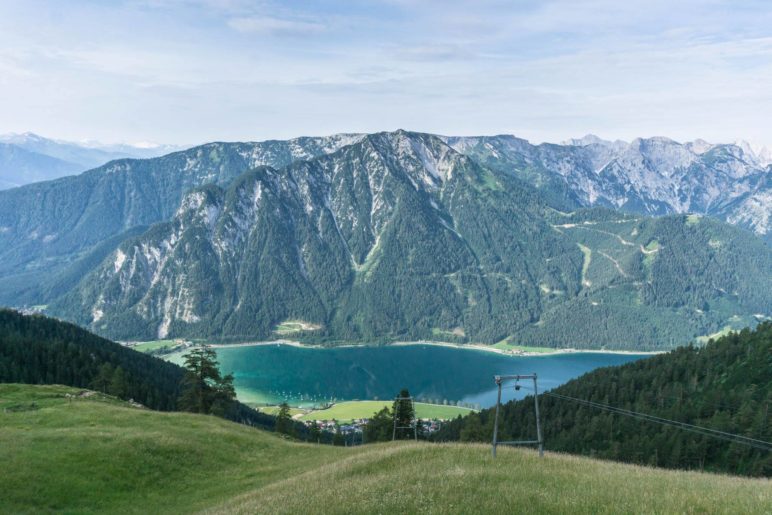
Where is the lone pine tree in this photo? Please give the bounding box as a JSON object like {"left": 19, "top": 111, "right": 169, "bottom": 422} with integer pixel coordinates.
{"left": 392, "top": 388, "right": 416, "bottom": 440}
{"left": 178, "top": 346, "right": 236, "bottom": 415}
{"left": 275, "top": 402, "right": 292, "bottom": 435}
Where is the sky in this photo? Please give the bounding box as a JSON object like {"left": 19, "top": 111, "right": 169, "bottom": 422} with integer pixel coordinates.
{"left": 0, "top": 0, "right": 771, "bottom": 147}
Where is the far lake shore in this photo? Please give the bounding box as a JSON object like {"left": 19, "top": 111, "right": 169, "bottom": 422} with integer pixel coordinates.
{"left": 164, "top": 339, "right": 655, "bottom": 410}
{"left": 202, "top": 339, "right": 662, "bottom": 357}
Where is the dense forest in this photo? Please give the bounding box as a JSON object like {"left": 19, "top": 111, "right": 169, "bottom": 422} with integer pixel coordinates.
{"left": 433, "top": 323, "right": 772, "bottom": 477}
{"left": 0, "top": 309, "right": 277, "bottom": 430}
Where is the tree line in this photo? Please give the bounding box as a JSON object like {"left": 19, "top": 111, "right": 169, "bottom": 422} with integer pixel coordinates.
{"left": 0, "top": 309, "right": 275, "bottom": 430}
{"left": 432, "top": 322, "right": 772, "bottom": 477}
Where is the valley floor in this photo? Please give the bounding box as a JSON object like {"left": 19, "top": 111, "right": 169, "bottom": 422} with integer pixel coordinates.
{"left": 250, "top": 400, "right": 473, "bottom": 422}
{"left": 294, "top": 400, "right": 475, "bottom": 422}
{"left": 1, "top": 384, "right": 769, "bottom": 514}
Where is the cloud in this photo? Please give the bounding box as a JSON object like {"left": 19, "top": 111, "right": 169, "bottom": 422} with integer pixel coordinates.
{"left": 227, "top": 16, "right": 325, "bottom": 35}
{"left": 1, "top": 0, "right": 771, "bottom": 145}
{"left": 392, "top": 44, "right": 477, "bottom": 62}
{"left": 0, "top": 55, "right": 33, "bottom": 80}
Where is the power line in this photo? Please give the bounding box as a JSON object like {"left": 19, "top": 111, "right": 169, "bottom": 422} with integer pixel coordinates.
{"left": 511, "top": 384, "right": 770, "bottom": 450}
{"left": 542, "top": 391, "right": 772, "bottom": 452}
{"left": 658, "top": 393, "right": 744, "bottom": 413}
{"left": 492, "top": 374, "right": 544, "bottom": 458}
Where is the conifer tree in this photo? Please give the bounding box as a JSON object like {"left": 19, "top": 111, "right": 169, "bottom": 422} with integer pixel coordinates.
{"left": 109, "top": 366, "right": 127, "bottom": 398}
{"left": 275, "top": 402, "right": 292, "bottom": 435}
{"left": 332, "top": 424, "right": 345, "bottom": 446}
{"left": 91, "top": 363, "right": 114, "bottom": 393}
{"left": 392, "top": 388, "right": 416, "bottom": 440}
{"left": 178, "top": 346, "right": 236, "bottom": 414}
{"left": 308, "top": 421, "right": 322, "bottom": 443}
{"left": 364, "top": 406, "right": 393, "bottom": 442}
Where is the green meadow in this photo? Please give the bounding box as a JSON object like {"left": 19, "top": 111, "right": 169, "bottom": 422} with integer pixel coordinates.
{"left": 1, "top": 384, "right": 769, "bottom": 514}
{"left": 298, "top": 400, "right": 475, "bottom": 422}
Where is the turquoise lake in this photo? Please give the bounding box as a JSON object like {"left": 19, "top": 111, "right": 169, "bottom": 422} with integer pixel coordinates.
{"left": 170, "top": 344, "right": 648, "bottom": 408}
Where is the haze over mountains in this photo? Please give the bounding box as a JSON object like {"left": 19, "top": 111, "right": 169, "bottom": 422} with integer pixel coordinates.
{"left": 0, "top": 132, "right": 185, "bottom": 189}
{"left": 0, "top": 130, "right": 769, "bottom": 349}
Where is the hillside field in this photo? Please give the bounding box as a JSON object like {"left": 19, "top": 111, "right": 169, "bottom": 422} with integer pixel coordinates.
{"left": 1, "top": 384, "right": 769, "bottom": 514}
{"left": 297, "top": 400, "right": 475, "bottom": 422}
{"left": 129, "top": 339, "right": 182, "bottom": 353}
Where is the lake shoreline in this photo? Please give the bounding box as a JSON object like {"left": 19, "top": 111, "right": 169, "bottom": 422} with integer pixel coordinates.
{"left": 179, "top": 340, "right": 654, "bottom": 410}
{"left": 205, "top": 339, "right": 662, "bottom": 357}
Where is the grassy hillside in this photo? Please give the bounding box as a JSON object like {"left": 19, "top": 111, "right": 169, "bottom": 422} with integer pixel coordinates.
{"left": 0, "top": 384, "right": 338, "bottom": 513}
{"left": 1, "top": 384, "right": 769, "bottom": 514}
{"left": 216, "top": 444, "right": 771, "bottom": 515}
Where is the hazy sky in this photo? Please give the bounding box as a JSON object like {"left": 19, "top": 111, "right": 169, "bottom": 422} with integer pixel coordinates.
{"left": 1, "top": 0, "right": 771, "bottom": 146}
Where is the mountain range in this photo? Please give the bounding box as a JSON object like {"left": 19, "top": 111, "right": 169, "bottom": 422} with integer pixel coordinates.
{"left": 447, "top": 134, "right": 771, "bottom": 241}
{"left": 0, "top": 130, "right": 769, "bottom": 349}
{"left": 0, "top": 132, "right": 185, "bottom": 189}
{"left": 0, "top": 142, "right": 84, "bottom": 190}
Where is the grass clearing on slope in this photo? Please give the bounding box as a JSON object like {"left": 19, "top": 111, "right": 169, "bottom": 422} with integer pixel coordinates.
{"left": 696, "top": 325, "right": 736, "bottom": 344}
{"left": 274, "top": 320, "right": 322, "bottom": 335}
{"left": 299, "top": 400, "right": 474, "bottom": 422}
{"left": 577, "top": 243, "right": 592, "bottom": 287}
{"left": 431, "top": 327, "right": 465, "bottom": 339}
{"left": 129, "top": 339, "right": 182, "bottom": 353}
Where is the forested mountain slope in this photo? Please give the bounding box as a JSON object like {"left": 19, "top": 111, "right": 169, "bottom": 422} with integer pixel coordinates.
{"left": 0, "top": 135, "right": 363, "bottom": 304}
{"left": 434, "top": 323, "right": 772, "bottom": 476}
{"left": 0, "top": 309, "right": 275, "bottom": 428}
{"left": 518, "top": 209, "right": 771, "bottom": 347}
{"left": 53, "top": 131, "right": 575, "bottom": 341}
{"left": 52, "top": 132, "right": 772, "bottom": 348}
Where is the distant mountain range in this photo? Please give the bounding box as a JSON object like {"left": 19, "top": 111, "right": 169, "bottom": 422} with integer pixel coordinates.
{"left": 0, "top": 143, "right": 83, "bottom": 189}
{"left": 447, "top": 134, "right": 772, "bottom": 241}
{"left": 0, "top": 130, "right": 769, "bottom": 349}
{"left": 0, "top": 132, "right": 186, "bottom": 189}
{"left": 0, "top": 134, "right": 365, "bottom": 304}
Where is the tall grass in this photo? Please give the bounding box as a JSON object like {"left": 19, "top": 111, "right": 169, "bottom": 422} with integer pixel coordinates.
{"left": 2, "top": 384, "right": 769, "bottom": 514}
{"left": 215, "top": 443, "right": 771, "bottom": 514}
